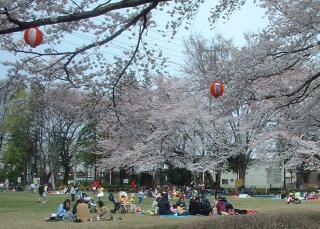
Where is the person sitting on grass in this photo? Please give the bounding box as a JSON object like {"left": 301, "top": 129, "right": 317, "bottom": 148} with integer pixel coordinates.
{"left": 214, "top": 196, "right": 257, "bottom": 215}
{"left": 287, "top": 193, "right": 301, "bottom": 204}
{"left": 119, "top": 191, "right": 128, "bottom": 204}
{"left": 171, "top": 204, "right": 189, "bottom": 216}
{"left": 222, "top": 197, "right": 234, "bottom": 212}
{"left": 76, "top": 200, "right": 90, "bottom": 222}
{"left": 72, "top": 199, "right": 83, "bottom": 221}
{"left": 170, "top": 204, "right": 179, "bottom": 214}
{"left": 189, "top": 196, "right": 201, "bottom": 215}
{"left": 176, "top": 194, "right": 187, "bottom": 209}
{"left": 215, "top": 196, "right": 227, "bottom": 215}
{"left": 200, "top": 196, "right": 212, "bottom": 216}
{"left": 128, "top": 193, "right": 136, "bottom": 206}
{"left": 118, "top": 191, "right": 135, "bottom": 213}
{"left": 158, "top": 192, "right": 172, "bottom": 215}
{"left": 46, "top": 199, "right": 73, "bottom": 222}
{"left": 148, "top": 193, "right": 161, "bottom": 215}
{"left": 58, "top": 199, "right": 73, "bottom": 220}
{"left": 96, "top": 200, "right": 113, "bottom": 221}
{"left": 215, "top": 196, "right": 233, "bottom": 213}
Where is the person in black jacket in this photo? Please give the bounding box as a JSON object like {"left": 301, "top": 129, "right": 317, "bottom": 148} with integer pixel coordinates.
{"left": 38, "top": 184, "right": 46, "bottom": 203}
{"left": 188, "top": 196, "right": 201, "bottom": 215}
{"left": 158, "top": 192, "right": 172, "bottom": 215}
{"left": 200, "top": 196, "right": 212, "bottom": 216}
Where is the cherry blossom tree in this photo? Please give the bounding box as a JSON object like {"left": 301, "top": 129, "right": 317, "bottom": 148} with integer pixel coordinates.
{"left": 230, "top": 1, "right": 320, "bottom": 175}
{"left": 97, "top": 74, "right": 234, "bottom": 186}
{"left": 183, "top": 33, "right": 282, "bottom": 184}
{"left": 1, "top": 1, "right": 318, "bottom": 96}
{"left": 0, "top": 0, "right": 212, "bottom": 89}
{"left": 3, "top": 0, "right": 320, "bottom": 186}
{"left": 208, "top": 1, "right": 320, "bottom": 179}
{"left": 45, "top": 86, "right": 87, "bottom": 185}
{"left": 0, "top": 80, "right": 11, "bottom": 152}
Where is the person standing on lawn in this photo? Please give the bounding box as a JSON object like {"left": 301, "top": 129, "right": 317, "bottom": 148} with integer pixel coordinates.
{"left": 70, "top": 185, "right": 76, "bottom": 203}
{"left": 38, "top": 183, "right": 47, "bottom": 203}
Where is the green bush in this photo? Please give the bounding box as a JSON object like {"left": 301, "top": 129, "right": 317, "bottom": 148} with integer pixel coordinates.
{"left": 0, "top": 169, "right": 6, "bottom": 181}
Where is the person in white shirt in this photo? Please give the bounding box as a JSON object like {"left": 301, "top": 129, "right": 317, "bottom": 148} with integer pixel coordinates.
{"left": 70, "top": 185, "right": 76, "bottom": 203}
{"left": 97, "top": 187, "right": 105, "bottom": 201}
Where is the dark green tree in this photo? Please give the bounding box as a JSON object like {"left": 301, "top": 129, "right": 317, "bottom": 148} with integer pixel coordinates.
{"left": 3, "top": 88, "right": 34, "bottom": 185}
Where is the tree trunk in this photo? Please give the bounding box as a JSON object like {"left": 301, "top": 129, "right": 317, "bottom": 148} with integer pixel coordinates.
{"left": 23, "top": 164, "right": 28, "bottom": 186}
{"left": 0, "top": 134, "right": 3, "bottom": 152}
{"left": 215, "top": 170, "right": 221, "bottom": 188}
{"left": 238, "top": 166, "right": 246, "bottom": 187}
{"left": 205, "top": 171, "right": 215, "bottom": 188}
{"left": 182, "top": 169, "right": 191, "bottom": 186}
{"left": 236, "top": 152, "right": 248, "bottom": 187}
{"left": 131, "top": 167, "right": 135, "bottom": 180}
{"left": 44, "top": 171, "right": 51, "bottom": 184}
{"left": 63, "top": 166, "right": 70, "bottom": 185}
{"left": 159, "top": 168, "right": 163, "bottom": 186}
{"left": 119, "top": 169, "right": 125, "bottom": 187}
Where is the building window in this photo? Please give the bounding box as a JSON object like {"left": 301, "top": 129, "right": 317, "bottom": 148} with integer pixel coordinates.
{"left": 222, "top": 179, "right": 228, "bottom": 185}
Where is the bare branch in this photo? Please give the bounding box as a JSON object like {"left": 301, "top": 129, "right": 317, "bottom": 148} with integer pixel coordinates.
{"left": 111, "top": 13, "right": 149, "bottom": 108}
{"left": 70, "top": 0, "right": 85, "bottom": 13}
{"left": 63, "top": 1, "right": 159, "bottom": 70}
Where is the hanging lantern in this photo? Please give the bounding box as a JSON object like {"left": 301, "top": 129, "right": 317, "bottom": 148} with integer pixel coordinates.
{"left": 24, "top": 27, "right": 43, "bottom": 47}
{"left": 210, "top": 81, "right": 224, "bottom": 98}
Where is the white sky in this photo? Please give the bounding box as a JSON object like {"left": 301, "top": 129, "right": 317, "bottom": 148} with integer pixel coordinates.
{"left": 196, "top": 0, "right": 268, "bottom": 46}
{"left": 0, "top": 1, "right": 268, "bottom": 80}
{"left": 155, "top": 0, "right": 268, "bottom": 76}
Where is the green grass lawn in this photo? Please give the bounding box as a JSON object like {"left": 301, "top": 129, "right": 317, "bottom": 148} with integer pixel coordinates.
{"left": 0, "top": 191, "right": 319, "bottom": 229}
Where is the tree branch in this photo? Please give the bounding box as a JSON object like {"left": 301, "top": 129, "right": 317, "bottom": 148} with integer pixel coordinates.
{"left": 248, "top": 58, "right": 301, "bottom": 83}
{"left": 109, "top": 7, "right": 150, "bottom": 139}
{"left": 0, "top": 0, "right": 169, "bottom": 34}
{"left": 270, "top": 44, "right": 315, "bottom": 59}
{"left": 63, "top": 1, "right": 158, "bottom": 71}
{"left": 111, "top": 13, "right": 149, "bottom": 108}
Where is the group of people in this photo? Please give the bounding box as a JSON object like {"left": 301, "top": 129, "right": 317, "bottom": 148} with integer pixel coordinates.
{"left": 286, "top": 192, "right": 301, "bottom": 204}
{"left": 215, "top": 195, "right": 256, "bottom": 215}
{"left": 148, "top": 190, "right": 256, "bottom": 217}
{"left": 286, "top": 191, "right": 319, "bottom": 203}
{"left": 44, "top": 186, "right": 261, "bottom": 224}
{"left": 47, "top": 198, "right": 113, "bottom": 223}
{"left": 107, "top": 191, "right": 138, "bottom": 214}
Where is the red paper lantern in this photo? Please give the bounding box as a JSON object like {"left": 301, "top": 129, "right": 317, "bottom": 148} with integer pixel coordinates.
{"left": 210, "top": 81, "right": 224, "bottom": 98}
{"left": 24, "top": 27, "right": 43, "bottom": 47}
